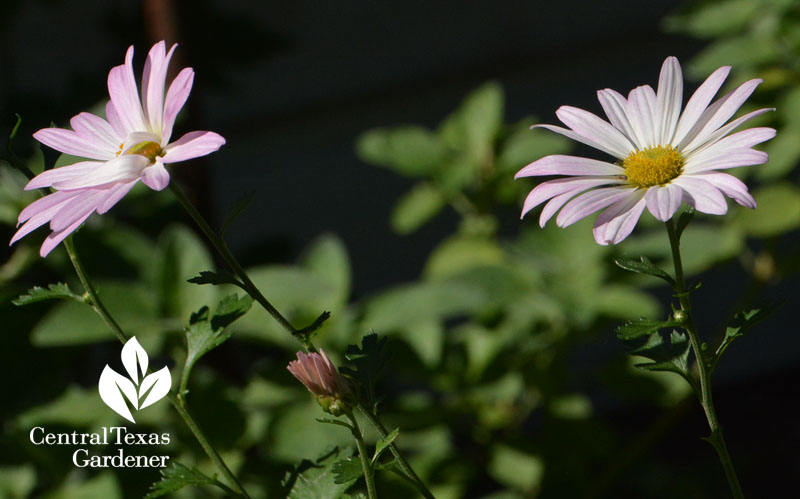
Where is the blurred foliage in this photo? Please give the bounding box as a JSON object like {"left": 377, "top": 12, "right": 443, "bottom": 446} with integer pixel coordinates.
{"left": 3, "top": 1, "right": 800, "bottom": 496}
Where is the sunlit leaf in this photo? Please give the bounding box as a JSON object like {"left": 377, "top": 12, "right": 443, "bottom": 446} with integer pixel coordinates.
{"left": 145, "top": 462, "right": 217, "bottom": 498}
{"left": 13, "top": 282, "right": 82, "bottom": 306}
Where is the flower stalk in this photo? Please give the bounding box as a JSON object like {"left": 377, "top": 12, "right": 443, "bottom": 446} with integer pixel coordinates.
{"left": 346, "top": 411, "right": 377, "bottom": 499}
{"left": 665, "top": 220, "right": 744, "bottom": 499}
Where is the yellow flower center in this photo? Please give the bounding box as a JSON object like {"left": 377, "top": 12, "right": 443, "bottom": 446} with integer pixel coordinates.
{"left": 123, "top": 141, "right": 164, "bottom": 163}
{"left": 623, "top": 145, "right": 684, "bottom": 188}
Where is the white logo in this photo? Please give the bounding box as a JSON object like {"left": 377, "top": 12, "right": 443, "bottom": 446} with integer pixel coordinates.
{"left": 98, "top": 337, "right": 171, "bottom": 423}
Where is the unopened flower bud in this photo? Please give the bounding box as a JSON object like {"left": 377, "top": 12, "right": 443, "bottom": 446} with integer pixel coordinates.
{"left": 287, "top": 349, "right": 353, "bottom": 416}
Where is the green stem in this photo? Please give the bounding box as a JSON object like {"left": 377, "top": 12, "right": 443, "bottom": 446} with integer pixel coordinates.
{"left": 357, "top": 405, "right": 435, "bottom": 499}
{"left": 170, "top": 395, "right": 250, "bottom": 498}
{"left": 169, "top": 182, "right": 327, "bottom": 351}
{"left": 63, "top": 238, "right": 249, "bottom": 497}
{"left": 346, "top": 412, "right": 377, "bottom": 499}
{"left": 63, "top": 237, "right": 128, "bottom": 344}
{"left": 665, "top": 221, "right": 744, "bottom": 499}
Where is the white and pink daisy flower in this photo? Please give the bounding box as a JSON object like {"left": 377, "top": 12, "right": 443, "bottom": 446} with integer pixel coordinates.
{"left": 516, "top": 56, "right": 775, "bottom": 245}
{"left": 11, "top": 41, "right": 225, "bottom": 256}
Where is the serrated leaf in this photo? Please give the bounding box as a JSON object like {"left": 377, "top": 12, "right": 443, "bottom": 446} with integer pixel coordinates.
{"left": 340, "top": 334, "right": 390, "bottom": 410}
{"left": 187, "top": 270, "right": 242, "bottom": 287}
{"left": 615, "top": 256, "right": 675, "bottom": 286}
{"left": 144, "top": 462, "right": 217, "bottom": 498}
{"left": 283, "top": 446, "right": 356, "bottom": 499}
{"left": 13, "top": 282, "right": 83, "bottom": 306}
{"left": 373, "top": 427, "right": 399, "bottom": 464}
{"left": 714, "top": 304, "right": 778, "bottom": 368}
{"left": 220, "top": 190, "right": 255, "bottom": 237}
{"left": 616, "top": 318, "right": 681, "bottom": 341}
{"left": 182, "top": 294, "right": 253, "bottom": 394}
{"left": 622, "top": 330, "right": 691, "bottom": 381}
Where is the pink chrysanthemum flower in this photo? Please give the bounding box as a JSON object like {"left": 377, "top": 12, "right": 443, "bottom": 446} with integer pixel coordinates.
{"left": 287, "top": 350, "right": 353, "bottom": 416}
{"left": 11, "top": 41, "right": 225, "bottom": 256}
{"left": 516, "top": 56, "right": 775, "bottom": 245}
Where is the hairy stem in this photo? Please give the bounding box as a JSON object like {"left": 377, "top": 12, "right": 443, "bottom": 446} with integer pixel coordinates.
{"left": 665, "top": 220, "right": 744, "bottom": 499}
{"left": 347, "top": 412, "right": 377, "bottom": 499}
{"left": 169, "top": 182, "right": 328, "bottom": 351}
{"left": 357, "top": 405, "right": 435, "bottom": 499}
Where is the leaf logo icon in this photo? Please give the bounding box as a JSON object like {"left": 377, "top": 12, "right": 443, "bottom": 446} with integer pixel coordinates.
{"left": 98, "top": 337, "right": 171, "bottom": 423}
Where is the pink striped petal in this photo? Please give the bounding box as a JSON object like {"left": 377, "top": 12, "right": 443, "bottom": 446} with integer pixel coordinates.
{"left": 142, "top": 41, "right": 177, "bottom": 134}
{"left": 162, "top": 131, "right": 226, "bottom": 163}
{"left": 40, "top": 211, "right": 93, "bottom": 257}
{"left": 688, "top": 171, "right": 756, "bottom": 209}
{"left": 556, "top": 186, "right": 635, "bottom": 227}
{"left": 11, "top": 192, "right": 80, "bottom": 244}
{"left": 645, "top": 183, "right": 683, "bottom": 221}
{"left": 656, "top": 57, "right": 683, "bottom": 145}
{"left": 687, "top": 127, "right": 775, "bottom": 165}
{"left": 684, "top": 148, "right": 768, "bottom": 174}
{"left": 672, "top": 65, "right": 731, "bottom": 146}
{"left": 107, "top": 46, "right": 147, "bottom": 133}
{"left": 673, "top": 176, "right": 728, "bottom": 215}
{"left": 162, "top": 67, "right": 194, "bottom": 144}
{"left": 25, "top": 161, "right": 104, "bottom": 190}
{"left": 50, "top": 190, "right": 106, "bottom": 232}
{"left": 626, "top": 85, "right": 658, "bottom": 148}
{"left": 686, "top": 108, "right": 774, "bottom": 154}
{"left": 17, "top": 190, "right": 79, "bottom": 224}
{"left": 592, "top": 190, "right": 648, "bottom": 245}
{"left": 70, "top": 113, "right": 122, "bottom": 151}
{"left": 597, "top": 89, "right": 642, "bottom": 149}
{"left": 98, "top": 180, "right": 139, "bottom": 214}
{"left": 680, "top": 79, "right": 763, "bottom": 153}
{"left": 516, "top": 155, "right": 624, "bottom": 178}
{"left": 105, "top": 101, "right": 126, "bottom": 139}
{"left": 521, "top": 176, "right": 623, "bottom": 218}
{"left": 33, "top": 128, "right": 116, "bottom": 161}
{"left": 556, "top": 106, "right": 635, "bottom": 159}
{"left": 51, "top": 154, "right": 149, "bottom": 190}
{"left": 140, "top": 162, "right": 170, "bottom": 191}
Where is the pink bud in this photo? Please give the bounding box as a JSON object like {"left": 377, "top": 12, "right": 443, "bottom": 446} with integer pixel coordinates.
{"left": 287, "top": 350, "right": 353, "bottom": 415}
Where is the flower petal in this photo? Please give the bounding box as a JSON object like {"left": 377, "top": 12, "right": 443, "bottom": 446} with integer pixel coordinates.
{"left": 11, "top": 191, "right": 80, "bottom": 244}
{"left": 688, "top": 171, "right": 756, "bottom": 209}
{"left": 51, "top": 154, "right": 149, "bottom": 190}
{"left": 142, "top": 41, "right": 177, "bottom": 134}
{"left": 645, "top": 183, "right": 683, "bottom": 221}
{"left": 140, "top": 162, "right": 170, "bottom": 191}
{"left": 592, "top": 189, "right": 648, "bottom": 245}
{"left": 672, "top": 65, "right": 731, "bottom": 146}
{"left": 680, "top": 78, "right": 763, "bottom": 153}
{"left": 673, "top": 175, "right": 728, "bottom": 215}
{"left": 162, "top": 131, "right": 226, "bottom": 163}
{"left": 70, "top": 112, "right": 122, "bottom": 151}
{"left": 687, "top": 126, "right": 775, "bottom": 164}
{"left": 49, "top": 190, "right": 106, "bottom": 232}
{"left": 555, "top": 106, "right": 635, "bottom": 159}
{"left": 521, "top": 176, "right": 624, "bottom": 219}
{"left": 626, "top": 85, "right": 658, "bottom": 148}
{"left": 556, "top": 186, "right": 635, "bottom": 227}
{"left": 33, "top": 128, "right": 116, "bottom": 161}
{"left": 684, "top": 148, "right": 768, "bottom": 174}
{"left": 516, "top": 155, "right": 624, "bottom": 178}
{"left": 107, "top": 45, "right": 147, "bottom": 133}
{"left": 656, "top": 56, "right": 683, "bottom": 145}
{"left": 597, "top": 89, "right": 643, "bottom": 149}
{"left": 162, "top": 67, "right": 194, "bottom": 144}
{"left": 40, "top": 211, "right": 93, "bottom": 257}
{"left": 98, "top": 180, "right": 139, "bottom": 214}
{"left": 25, "top": 161, "right": 104, "bottom": 190}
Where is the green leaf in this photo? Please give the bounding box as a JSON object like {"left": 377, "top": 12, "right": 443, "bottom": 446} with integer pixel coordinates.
{"left": 616, "top": 318, "right": 681, "bottom": 341}
{"left": 220, "top": 190, "right": 255, "bottom": 237}
{"left": 372, "top": 427, "right": 399, "bottom": 464}
{"left": 302, "top": 233, "right": 351, "bottom": 306}
{"left": 735, "top": 182, "right": 800, "bottom": 237}
{"left": 283, "top": 446, "right": 356, "bottom": 499}
{"left": 439, "top": 82, "right": 504, "bottom": 157}
{"left": 340, "top": 334, "right": 390, "bottom": 409}
{"left": 687, "top": 36, "right": 780, "bottom": 78}
{"left": 424, "top": 236, "right": 504, "bottom": 279}
{"left": 155, "top": 226, "right": 216, "bottom": 321}
{"left": 356, "top": 126, "right": 446, "bottom": 177}
{"left": 664, "top": 0, "right": 759, "bottom": 37}
{"left": 13, "top": 282, "right": 83, "bottom": 306}
{"left": 488, "top": 445, "right": 544, "bottom": 492}
{"left": 182, "top": 294, "right": 253, "bottom": 393}
{"left": 188, "top": 270, "right": 242, "bottom": 286}
{"left": 316, "top": 417, "right": 353, "bottom": 429}
{"left": 331, "top": 456, "right": 363, "bottom": 485}
{"left": 622, "top": 330, "right": 692, "bottom": 381}
{"left": 144, "top": 462, "right": 217, "bottom": 498}
{"left": 390, "top": 183, "right": 446, "bottom": 234}
{"left": 714, "top": 305, "right": 778, "bottom": 368}
{"left": 0, "top": 465, "right": 36, "bottom": 499}
{"left": 757, "top": 128, "right": 800, "bottom": 181}
{"left": 614, "top": 256, "right": 675, "bottom": 286}
{"left": 496, "top": 125, "right": 571, "bottom": 173}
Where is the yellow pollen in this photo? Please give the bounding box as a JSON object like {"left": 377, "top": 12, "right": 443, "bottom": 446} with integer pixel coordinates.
{"left": 115, "top": 143, "right": 124, "bottom": 157}
{"left": 123, "top": 141, "right": 164, "bottom": 163}
{"left": 623, "top": 145, "right": 684, "bottom": 188}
